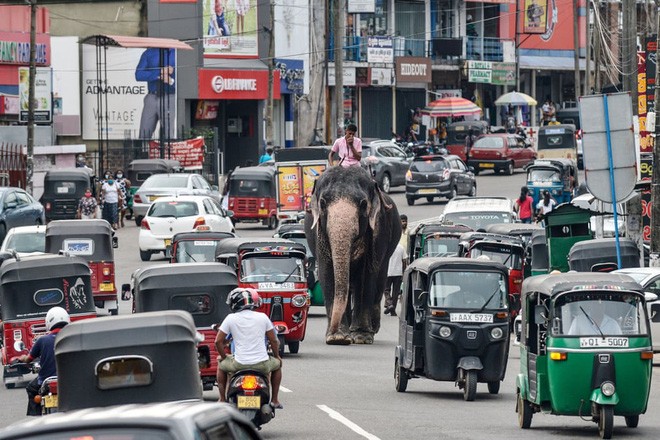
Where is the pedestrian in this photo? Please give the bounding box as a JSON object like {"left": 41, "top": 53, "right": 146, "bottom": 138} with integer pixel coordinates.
{"left": 383, "top": 243, "right": 407, "bottom": 316}
{"left": 548, "top": 116, "right": 560, "bottom": 126}
{"left": 76, "top": 187, "right": 98, "bottom": 220}
{"left": 465, "top": 128, "right": 477, "bottom": 163}
{"left": 115, "top": 169, "right": 130, "bottom": 228}
{"left": 329, "top": 123, "right": 362, "bottom": 167}
{"left": 536, "top": 190, "right": 557, "bottom": 222}
{"left": 259, "top": 144, "right": 274, "bottom": 164}
{"left": 514, "top": 186, "right": 534, "bottom": 224}
{"left": 541, "top": 97, "right": 556, "bottom": 126}
{"left": 101, "top": 177, "right": 122, "bottom": 230}
{"left": 399, "top": 214, "right": 409, "bottom": 257}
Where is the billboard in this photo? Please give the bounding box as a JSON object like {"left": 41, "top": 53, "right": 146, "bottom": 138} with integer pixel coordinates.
{"left": 523, "top": 0, "right": 548, "bottom": 34}
{"left": 203, "top": 0, "right": 258, "bottom": 58}
{"left": 19, "top": 67, "right": 51, "bottom": 123}
{"left": 82, "top": 45, "right": 177, "bottom": 140}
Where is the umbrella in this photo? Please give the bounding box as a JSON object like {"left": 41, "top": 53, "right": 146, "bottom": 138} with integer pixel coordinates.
{"left": 420, "top": 97, "right": 483, "bottom": 118}
{"left": 495, "top": 91, "right": 537, "bottom": 106}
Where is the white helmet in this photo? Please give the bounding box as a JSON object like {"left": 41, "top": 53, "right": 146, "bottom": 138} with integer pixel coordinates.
{"left": 45, "top": 306, "right": 70, "bottom": 331}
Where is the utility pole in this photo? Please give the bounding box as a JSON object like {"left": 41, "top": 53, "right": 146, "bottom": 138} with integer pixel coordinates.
{"left": 586, "top": 0, "right": 591, "bottom": 94}
{"left": 515, "top": 0, "right": 520, "bottom": 91}
{"left": 265, "top": 0, "right": 275, "bottom": 146}
{"left": 573, "top": 0, "right": 580, "bottom": 101}
{"left": 652, "top": 1, "right": 660, "bottom": 266}
{"left": 332, "top": 0, "right": 345, "bottom": 138}
{"left": 594, "top": 4, "right": 601, "bottom": 92}
{"left": 26, "top": 0, "right": 37, "bottom": 196}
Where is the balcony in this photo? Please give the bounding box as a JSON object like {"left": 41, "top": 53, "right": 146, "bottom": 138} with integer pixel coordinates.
{"left": 466, "top": 36, "right": 507, "bottom": 62}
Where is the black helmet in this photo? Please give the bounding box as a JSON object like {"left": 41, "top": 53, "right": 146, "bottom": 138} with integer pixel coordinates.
{"left": 227, "top": 287, "right": 260, "bottom": 313}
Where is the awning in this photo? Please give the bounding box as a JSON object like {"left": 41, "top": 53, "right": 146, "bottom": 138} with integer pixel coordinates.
{"left": 520, "top": 55, "right": 586, "bottom": 71}
{"left": 80, "top": 35, "right": 193, "bottom": 50}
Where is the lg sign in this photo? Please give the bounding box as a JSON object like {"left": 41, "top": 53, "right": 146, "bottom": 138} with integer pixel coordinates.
{"left": 211, "top": 75, "right": 257, "bottom": 94}
{"left": 212, "top": 75, "right": 224, "bottom": 93}
{"left": 199, "top": 70, "right": 279, "bottom": 100}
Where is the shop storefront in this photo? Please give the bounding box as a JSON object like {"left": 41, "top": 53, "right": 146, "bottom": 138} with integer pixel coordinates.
{"left": 394, "top": 57, "right": 430, "bottom": 140}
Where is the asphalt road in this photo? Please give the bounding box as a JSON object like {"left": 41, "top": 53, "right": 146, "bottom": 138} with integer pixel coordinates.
{"left": 2, "top": 168, "right": 659, "bottom": 438}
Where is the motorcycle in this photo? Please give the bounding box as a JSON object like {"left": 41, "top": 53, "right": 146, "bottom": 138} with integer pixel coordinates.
{"left": 35, "top": 376, "right": 58, "bottom": 415}
{"left": 226, "top": 369, "right": 275, "bottom": 429}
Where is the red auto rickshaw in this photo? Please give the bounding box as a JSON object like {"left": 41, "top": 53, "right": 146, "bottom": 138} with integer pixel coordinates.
{"left": 1, "top": 254, "right": 96, "bottom": 389}
{"left": 45, "top": 220, "right": 119, "bottom": 315}
{"left": 217, "top": 238, "right": 310, "bottom": 355}
{"left": 227, "top": 166, "right": 279, "bottom": 230}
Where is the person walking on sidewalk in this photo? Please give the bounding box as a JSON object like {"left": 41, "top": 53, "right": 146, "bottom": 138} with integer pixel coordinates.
{"left": 383, "top": 243, "right": 407, "bottom": 316}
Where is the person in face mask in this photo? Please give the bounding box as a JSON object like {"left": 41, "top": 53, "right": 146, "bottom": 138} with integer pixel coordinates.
{"left": 76, "top": 187, "right": 98, "bottom": 219}
{"left": 114, "top": 170, "right": 131, "bottom": 228}
{"left": 101, "top": 177, "right": 122, "bottom": 229}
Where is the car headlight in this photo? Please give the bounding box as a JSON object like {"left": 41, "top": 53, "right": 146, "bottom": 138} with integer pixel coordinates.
{"left": 491, "top": 327, "right": 503, "bottom": 339}
{"left": 439, "top": 326, "right": 451, "bottom": 338}
{"left": 291, "top": 294, "right": 307, "bottom": 307}
{"left": 601, "top": 381, "right": 615, "bottom": 397}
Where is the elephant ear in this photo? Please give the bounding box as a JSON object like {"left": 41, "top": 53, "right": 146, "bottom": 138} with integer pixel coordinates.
{"left": 310, "top": 191, "right": 320, "bottom": 230}
{"left": 369, "top": 181, "right": 392, "bottom": 230}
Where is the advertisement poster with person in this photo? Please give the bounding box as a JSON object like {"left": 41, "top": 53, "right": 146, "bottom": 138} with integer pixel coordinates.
{"left": 203, "top": 0, "right": 258, "bottom": 57}
{"left": 523, "top": 0, "right": 547, "bottom": 34}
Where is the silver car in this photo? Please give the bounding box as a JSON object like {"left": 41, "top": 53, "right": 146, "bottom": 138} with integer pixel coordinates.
{"left": 613, "top": 267, "right": 660, "bottom": 351}
{"left": 132, "top": 173, "right": 220, "bottom": 226}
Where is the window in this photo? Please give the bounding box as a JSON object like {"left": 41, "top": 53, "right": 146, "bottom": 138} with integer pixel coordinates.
{"left": 411, "top": 159, "right": 448, "bottom": 172}
{"left": 241, "top": 257, "right": 305, "bottom": 282}
{"left": 170, "top": 294, "right": 213, "bottom": 314}
{"left": 473, "top": 137, "right": 504, "bottom": 149}
{"left": 3, "top": 192, "right": 17, "bottom": 208}
{"left": 149, "top": 201, "right": 199, "bottom": 218}
{"left": 429, "top": 271, "right": 507, "bottom": 309}
{"left": 203, "top": 199, "right": 215, "bottom": 215}
{"left": 16, "top": 191, "right": 31, "bottom": 206}
{"left": 96, "top": 356, "right": 153, "bottom": 390}
{"left": 143, "top": 175, "right": 189, "bottom": 188}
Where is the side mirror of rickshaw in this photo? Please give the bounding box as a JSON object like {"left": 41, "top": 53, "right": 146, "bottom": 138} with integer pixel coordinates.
{"left": 651, "top": 303, "right": 660, "bottom": 323}
{"left": 533, "top": 304, "right": 548, "bottom": 324}
{"left": 412, "top": 288, "right": 425, "bottom": 307}
{"left": 13, "top": 341, "right": 26, "bottom": 352}
{"left": 112, "top": 236, "right": 119, "bottom": 249}
{"left": 121, "top": 283, "right": 132, "bottom": 301}
{"left": 226, "top": 210, "right": 234, "bottom": 218}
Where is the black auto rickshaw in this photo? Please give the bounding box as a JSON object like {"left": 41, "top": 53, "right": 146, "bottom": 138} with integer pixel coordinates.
{"left": 485, "top": 223, "right": 544, "bottom": 278}
{"left": 228, "top": 166, "right": 278, "bottom": 229}
{"left": 530, "top": 229, "right": 549, "bottom": 276}
{"left": 40, "top": 168, "right": 96, "bottom": 222}
{"left": 126, "top": 159, "right": 183, "bottom": 219}
{"left": 407, "top": 221, "right": 473, "bottom": 263}
{"left": 1, "top": 254, "right": 96, "bottom": 389}
{"left": 170, "top": 227, "right": 236, "bottom": 263}
{"left": 45, "top": 219, "right": 119, "bottom": 315}
{"left": 395, "top": 257, "right": 510, "bottom": 401}
{"left": 125, "top": 263, "right": 236, "bottom": 391}
{"left": 55, "top": 310, "right": 203, "bottom": 412}
{"left": 568, "top": 238, "right": 640, "bottom": 272}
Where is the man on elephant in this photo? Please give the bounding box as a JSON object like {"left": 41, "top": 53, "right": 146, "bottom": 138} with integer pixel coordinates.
{"left": 329, "top": 123, "right": 362, "bottom": 167}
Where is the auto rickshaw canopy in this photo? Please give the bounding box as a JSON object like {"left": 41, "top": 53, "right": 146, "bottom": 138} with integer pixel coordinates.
{"left": 45, "top": 219, "right": 115, "bottom": 261}
{"left": 521, "top": 272, "right": 644, "bottom": 300}
{"left": 568, "top": 238, "right": 640, "bottom": 272}
{"left": 127, "top": 159, "right": 182, "bottom": 186}
{"left": 216, "top": 237, "right": 301, "bottom": 257}
{"left": 274, "top": 146, "right": 331, "bottom": 162}
{"left": 42, "top": 168, "right": 96, "bottom": 197}
{"left": 407, "top": 256, "right": 509, "bottom": 277}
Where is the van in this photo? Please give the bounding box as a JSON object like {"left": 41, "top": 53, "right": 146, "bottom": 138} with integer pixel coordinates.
{"left": 439, "top": 196, "right": 516, "bottom": 231}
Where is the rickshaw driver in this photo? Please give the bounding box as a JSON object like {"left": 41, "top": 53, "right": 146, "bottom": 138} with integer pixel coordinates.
{"left": 16, "top": 307, "right": 70, "bottom": 416}
{"left": 215, "top": 288, "right": 283, "bottom": 409}
{"left": 567, "top": 300, "right": 622, "bottom": 335}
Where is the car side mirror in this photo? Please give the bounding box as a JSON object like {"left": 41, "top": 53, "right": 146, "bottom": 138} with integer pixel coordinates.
{"left": 121, "top": 283, "right": 132, "bottom": 301}
{"left": 468, "top": 166, "right": 475, "bottom": 173}
{"left": 533, "top": 304, "right": 547, "bottom": 324}
{"left": 645, "top": 292, "right": 658, "bottom": 303}
{"left": 651, "top": 303, "right": 660, "bottom": 323}
{"left": 211, "top": 185, "right": 219, "bottom": 191}
{"left": 226, "top": 210, "right": 234, "bottom": 218}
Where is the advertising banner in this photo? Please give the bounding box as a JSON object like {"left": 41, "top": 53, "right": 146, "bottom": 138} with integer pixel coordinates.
{"left": 328, "top": 66, "right": 356, "bottom": 87}
{"left": 491, "top": 62, "right": 516, "bottom": 85}
{"left": 367, "top": 37, "right": 394, "bottom": 64}
{"left": 302, "top": 165, "right": 325, "bottom": 210}
{"left": 638, "top": 51, "right": 652, "bottom": 153}
{"left": 645, "top": 38, "right": 656, "bottom": 153}
{"left": 275, "top": 59, "right": 304, "bottom": 94}
{"left": 371, "top": 67, "right": 394, "bottom": 86}
{"left": 195, "top": 100, "right": 219, "bottom": 120}
{"left": 19, "top": 67, "right": 51, "bottom": 123}
{"left": 641, "top": 153, "right": 652, "bottom": 241}
{"left": 198, "top": 69, "right": 280, "bottom": 100}
{"left": 277, "top": 166, "right": 302, "bottom": 212}
{"left": 203, "top": 0, "right": 258, "bottom": 58}
{"left": 523, "top": 0, "right": 548, "bottom": 34}
{"left": 149, "top": 137, "right": 205, "bottom": 170}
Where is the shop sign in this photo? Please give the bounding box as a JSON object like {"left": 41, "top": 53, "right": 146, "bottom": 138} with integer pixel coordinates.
{"left": 395, "top": 57, "right": 431, "bottom": 83}
{"left": 491, "top": 62, "right": 516, "bottom": 85}
{"left": 434, "top": 89, "right": 461, "bottom": 99}
{"left": 468, "top": 69, "right": 491, "bottom": 83}
{"left": 195, "top": 100, "right": 219, "bottom": 120}
{"left": 348, "top": 0, "right": 375, "bottom": 13}
{"left": 371, "top": 68, "right": 394, "bottom": 86}
{"left": 19, "top": 67, "right": 51, "bottom": 123}
{"left": 367, "top": 37, "right": 393, "bottom": 64}
{"left": 0, "top": 31, "right": 49, "bottom": 66}
{"left": 198, "top": 69, "right": 281, "bottom": 100}
{"left": 275, "top": 58, "right": 304, "bottom": 95}
{"left": 149, "top": 137, "right": 205, "bottom": 170}
{"left": 328, "top": 66, "right": 356, "bottom": 87}
{"left": 467, "top": 60, "right": 492, "bottom": 70}
{"left": 0, "top": 95, "right": 19, "bottom": 115}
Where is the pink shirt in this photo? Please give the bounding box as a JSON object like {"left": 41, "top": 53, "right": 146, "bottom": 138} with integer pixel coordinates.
{"left": 332, "top": 136, "right": 362, "bottom": 167}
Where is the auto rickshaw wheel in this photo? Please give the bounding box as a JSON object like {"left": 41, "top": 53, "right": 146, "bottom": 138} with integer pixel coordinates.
{"left": 267, "top": 216, "right": 278, "bottom": 230}
{"left": 598, "top": 405, "right": 614, "bottom": 439}
{"left": 394, "top": 358, "right": 408, "bottom": 392}
{"left": 277, "top": 335, "right": 285, "bottom": 357}
{"left": 624, "top": 415, "right": 639, "bottom": 428}
{"left": 287, "top": 341, "right": 299, "bottom": 354}
{"left": 139, "top": 250, "right": 152, "bottom": 262}
{"left": 517, "top": 391, "right": 533, "bottom": 429}
{"left": 463, "top": 370, "right": 477, "bottom": 401}
{"left": 487, "top": 381, "right": 500, "bottom": 394}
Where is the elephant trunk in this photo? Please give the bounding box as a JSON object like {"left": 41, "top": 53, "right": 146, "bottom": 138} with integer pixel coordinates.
{"left": 325, "top": 199, "right": 358, "bottom": 335}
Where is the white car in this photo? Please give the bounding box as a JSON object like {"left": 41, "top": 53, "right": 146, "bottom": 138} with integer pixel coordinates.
{"left": 0, "top": 225, "right": 46, "bottom": 257}
{"left": 138, "top": 195, "right": 234, "bottom": 261}
{"left": 613, "top": 267, "right": 660, "bottom": 351}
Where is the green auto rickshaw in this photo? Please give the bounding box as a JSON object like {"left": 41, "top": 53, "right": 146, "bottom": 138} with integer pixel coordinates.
{"left": 517, "top": 272, "right": 654, "bottom": 439}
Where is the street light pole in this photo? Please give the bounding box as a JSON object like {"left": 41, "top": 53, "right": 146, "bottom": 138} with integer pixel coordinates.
{"left": 26, "top": 0, "right": 36, "bottom": 196}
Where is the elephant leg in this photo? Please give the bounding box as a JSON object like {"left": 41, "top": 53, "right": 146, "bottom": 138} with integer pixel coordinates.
{"left": 349, "top": 269, "right": 376, "bottom": 344}
{"left": 370, "top": 268, "right": 389, "bottom": 334}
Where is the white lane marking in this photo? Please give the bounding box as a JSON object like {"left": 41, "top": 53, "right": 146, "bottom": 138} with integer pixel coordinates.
{"left": 317, "top": 405, "right": 381, "bottom": 440}
{"left": 280, "top": 386, "right": 292, "bottom": 393}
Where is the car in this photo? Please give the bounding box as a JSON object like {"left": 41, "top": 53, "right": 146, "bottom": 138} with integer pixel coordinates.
{"left": 404, "top": 154, "right": 476, "bottom": 205}
{"left": 612, "top": 267, "right": 660, "bottom": 351}
{"left": 440, "top": 196, "right": 516, "bottom": 231}
{"left": 0, "top": 225, "right": 46, "bottom": 257}
{"left": 361, "top": 139, "right": 412, "bottom": 193}
{"left": 0, "top": 400, "right": 263, "bottom": 440}
{"left": 0, "top": 187, "right": 46, "bottom": 244}
{"left": 132, "top": 173, "right": 220, "bottom": 226}
{"left": 467, "top": 133, "right": 536, "bottom": 175}
{"left": 138, "top": 195, "right": 234, "bottom": 261}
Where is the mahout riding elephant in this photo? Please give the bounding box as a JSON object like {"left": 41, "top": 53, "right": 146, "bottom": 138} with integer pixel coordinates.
{"left": 305, "top": 166, "right": 401, "bottom": 344}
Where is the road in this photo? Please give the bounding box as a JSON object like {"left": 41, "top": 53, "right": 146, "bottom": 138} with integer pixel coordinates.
{"left": 2, "top": 168, "right": 660, "bottom": 439}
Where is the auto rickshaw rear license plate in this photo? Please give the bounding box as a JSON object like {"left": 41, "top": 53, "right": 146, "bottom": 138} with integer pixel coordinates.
{"left": 237, "top": 396, "right": 261, "bottom": 409}
{"left": 480, "top": 163, "right": 495, "bottom": 168}
{"left": 44, "top": 395, "right": 58, "bottom": 408}
{"left": 258, "top": 209, "right": 268, "bottom": 215}
{"left": 450, "top": 313, "right": 493, "bottom": 323}
{"left": 579, "top": 337, "right": 628, "bottom": 348}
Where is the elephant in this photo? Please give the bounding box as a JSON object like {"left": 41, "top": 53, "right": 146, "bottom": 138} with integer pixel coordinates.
{"left": 305, "top": 166, "right": 402, "bottom": 345}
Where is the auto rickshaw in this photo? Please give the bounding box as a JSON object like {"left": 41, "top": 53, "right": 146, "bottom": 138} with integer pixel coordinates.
{"left": 395, "top": 257, "right": 510, "bottom": 401}
{"left": 407, "top": 221, "right": 473, "bottom": 263}
{"left": 126, "top": 263, "right": 236, "bottom": 391}
{"left": 516, "top": 273, "right": 653, "bottom": 439}
{"left": 445, "top": 120, "right": 490, "bottom": 161}
{"left": 530, "top": 229, "right": 549, "bottom": 276}
{"left": 537, "top": 124, "right": 578, "bottom": 162}
{"left": 227, "top": 166, "right": 278, "bottom": 229}
{"left": 526, "top": 159, "right": 578, "bottom": 206}
{"left": 170, "top": 227, "right": 236, "bottom": 263}
{"left": 1, "top": 254, "right": 96, "bottom": 389}
{"left": 55, "top": 310, "right": 203, "bottom": 412}
{"left": 40, "top": 168, "right": 96, "bottom": 222}
{"left": 568, "top": 238, "right": 640, "bottom": 272}
{"left": 216, "top": 238, "right": 310, "bottom": 355}
{"left": 45, "top": 219, "right": 119, "bottom": 315}
{"left": 544, "top": 203, "right": 594, "bottom": 272}
{"left": 485, "top": 223, "right": 543, "bottom": 278}
{"left": 457, "top": 231, "right": 512, "bottom": 257}
{"left": 126, "top": 159, "right": 183, "bottom": 220}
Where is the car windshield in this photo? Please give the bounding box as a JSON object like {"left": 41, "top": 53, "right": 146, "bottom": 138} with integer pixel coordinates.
{"left": 538, "top": 133, "right": 576, "bottom": 150}
{"left": 229, "top": 179, "right": 272, "bottom": 197}
{"left": 4, "top": 233, "right": 45, "bottom": 253}
{"left": 142, "top": 175, "right": 189, "bottom": 188}
{"left": 48, "top": 181, "right": 80, "bottom": 195}
{"left": 241, "top": 256, "right": 305, "bottom": 282}
{"left": 148, "top": 201, "right": 199, "bottom": 218}
{"left": 473, "top": 137, "right": 504, "bottom": 149}
{"left": 429, "top": 270, "right": 507, "bottom": 309}
{"left": 411, "top": 159, "right": 448, "bottom": 173}
{"left": 421, "top": 237, "right": 459, "bottom": 257}
{"left": 443, "top": 212, "right": 511, "bottom": 230}
{"left": 552, "top": 291, "right": 647, "bottom": 336}
{"left": 470, "top": 243, "right": 522, "bottom": 270}
{"left": 528, "top": 169, "right": 561, "bottom": 182}
{"left": 20, "top": 428, "right": 176, "bottom": 440}
{"left": 175, "top": 239, "right": 221, "bottom": 263}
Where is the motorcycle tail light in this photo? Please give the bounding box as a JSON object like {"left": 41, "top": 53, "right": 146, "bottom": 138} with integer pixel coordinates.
{"left": 241, "top": 375, "right": 259, "bottom": 390}
{"left": 140, "top": 218, "right": 150, "bottom": 230}
{"left": 193, "top": 217, "right": 206, "bottom": 228}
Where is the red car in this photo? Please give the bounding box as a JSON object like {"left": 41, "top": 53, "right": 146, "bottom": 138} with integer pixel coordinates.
{"left": 468, "top": 134, "right": 536, "bottom": 175}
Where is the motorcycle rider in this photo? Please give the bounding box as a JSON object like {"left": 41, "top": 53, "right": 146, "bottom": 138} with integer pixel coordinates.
{"left": 16, "top": 306, "right": 70, "bottom": 416}
{"left": 215, "top": 288, "right": 283, "bottom": 408}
